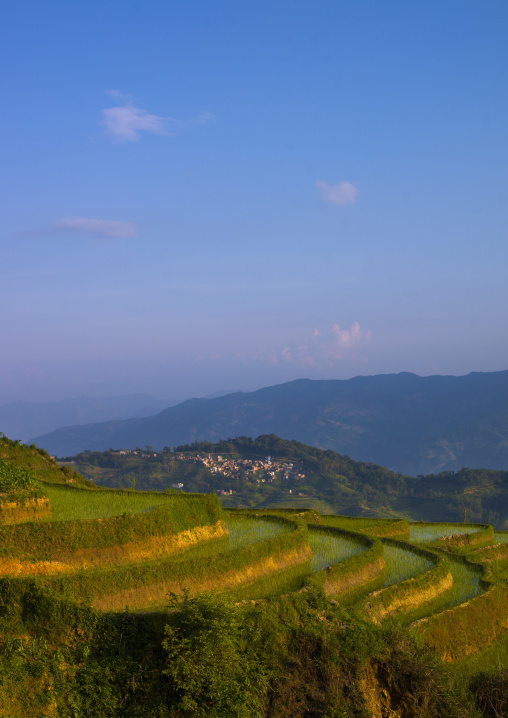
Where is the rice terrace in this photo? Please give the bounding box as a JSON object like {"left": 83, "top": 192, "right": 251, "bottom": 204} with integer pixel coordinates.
{"left": 2, "top": 434, "right": 508, "bottom": 717}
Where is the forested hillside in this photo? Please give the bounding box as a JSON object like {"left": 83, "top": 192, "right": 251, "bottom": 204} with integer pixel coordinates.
{"left": 67, "top": 434, "right": 508, "bottom": 527}
{"left": 33, "top": 371, "right": 508, "bottom": 475}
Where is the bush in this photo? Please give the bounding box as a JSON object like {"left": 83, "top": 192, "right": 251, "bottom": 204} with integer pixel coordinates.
{"left": 472, "top": 669, "right": 508, "bottom": 717}
{"left": 162, "top": 591, "right": 269, "bottom": 717}
{"left": 0, "top": 460, "right": 35, "bottom": 493}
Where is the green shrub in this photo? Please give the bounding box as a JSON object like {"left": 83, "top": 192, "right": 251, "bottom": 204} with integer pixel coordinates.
{"left": 0, "top": 460, "right": 35, "bottom": 492}
{"left": 162, "top": 591, "right": 269, "bottom": 717}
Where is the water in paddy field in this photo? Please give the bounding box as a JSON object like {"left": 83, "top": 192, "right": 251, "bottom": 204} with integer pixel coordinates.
{"left": 141, "top": 516, "right": 295, "bottom": 569}
{"left": 494, "top": 532, "right": 508, "bottom": 544}
{"left": 308, "top": 528, "right": 366, "bottom": 572}
{"left": 446, "top": 555, "right": 484, "bottom": 608}
{"left": 382, "top": 544, "right": 435, "bottom": 587}
{"left": 225, "top": 518, "right": 370, "bottom": 575}
{"left": 409, "top": 523, "right": 484, "bottom": 543}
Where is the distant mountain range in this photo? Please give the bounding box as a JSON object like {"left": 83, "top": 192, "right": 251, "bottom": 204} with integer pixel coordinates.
{"left": 30, "top": 371, "right": 508, "bottom": 476}
{"left": 0, "top": 394, "right": 174, "bottom": 442}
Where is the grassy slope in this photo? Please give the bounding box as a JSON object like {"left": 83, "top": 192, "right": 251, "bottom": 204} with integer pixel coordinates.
{"left": 0, "top": 434, "right": 95, "bottom": 488}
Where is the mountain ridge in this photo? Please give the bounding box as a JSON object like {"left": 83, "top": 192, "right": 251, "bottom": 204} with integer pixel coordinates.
{"left": 30, "top": 370, "right": 508, "bottom": 475}
{"left": 0, "top": 394, "right": 176, "bottom": 442}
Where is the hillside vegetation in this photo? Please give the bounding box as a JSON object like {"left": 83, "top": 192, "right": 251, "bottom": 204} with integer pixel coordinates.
{"left": 68, "top": 434, "right": 508, "bottom": 528}
{"left": 31, "top": 370, "right": 508, "bottom": 474}
{"left": 0, "top": 433, "right": 94, "bottom": 489}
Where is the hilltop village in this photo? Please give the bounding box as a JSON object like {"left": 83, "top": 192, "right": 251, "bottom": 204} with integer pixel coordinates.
{"left": 57, "top": 441, "right": 315, "bottom": 504}
{"left": 173, "top": 452, "right": 306, "bottom": 495}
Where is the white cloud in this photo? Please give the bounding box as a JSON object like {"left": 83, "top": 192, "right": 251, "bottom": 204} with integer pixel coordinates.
{"left": 316, "top": 180, "right": 358, "bottom": 206}
{"left": 312, "top": 321, "right": 371, "bottom": 363}
{"left": 54, "top": 217, "right": 138, "bottom": 238}
{"left": 258, "top": 322, "right": 371, "bottom": 368}
{"left": 330, "top": 321, "right": 365, "bottom": 349}
{"left": 101, "top": 103, "right": 166, "bottom": 142}
{"left": 100, "top": 94, "right": 214, "bottom": 143}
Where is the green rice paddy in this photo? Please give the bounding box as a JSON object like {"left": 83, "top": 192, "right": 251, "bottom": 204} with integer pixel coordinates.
{"left": 409, "top": 523, "right": 483, "bottom": 544}
{"left": 222, "top": 561, "right": 312, "bottom": 602}
{"left": 15, "top": 491, "right": 494, "bottom": 617}
{"left": 380, "top": 531, "right": 485, "bottom": 606}
{"left": 44, "top": 485, "right": 170, "bottom": 521}
{"left": 41, "top": 490, "right": 291, "bottom": 552}
{"left": 225, "top": 516, "right": 292, "bottom": 549}
{"left": 148, "top": 516, "right": 295, "bottom": 566}
{"left": 319, "top": 515, "right": 407, "bottom": 536}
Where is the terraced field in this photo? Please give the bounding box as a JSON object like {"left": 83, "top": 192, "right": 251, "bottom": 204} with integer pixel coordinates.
{"left": 3, "top": 481, "right": 508, "bottom": 663}
{"left": 44, "top": 483, "right": 171, "bottom": 520}
{"left": 5, "top": 440, "right": 508, "bottom": 715}
{"left": 308, "top": 526, "right": 367, "bottom": 572}
{"left": 226, "top": 515, "right": 293, "bottom": 549}
{"left": 319, "top": 515, "right": 409, "bottom": 538}
{"left": 445, "top": 554, "right": 484, "bottom": 607}
{"left": 410, "top": 523, "right": 484, "bottom": 543}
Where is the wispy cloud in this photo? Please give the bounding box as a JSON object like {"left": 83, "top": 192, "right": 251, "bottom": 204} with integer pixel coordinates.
{"left": 258, "top": 322, "right": 371, "bottom": 368}
{"left": 100, "top": 92, "right": 214, "bottom": 143}
{"left": 53, "top": 217, "right": 138, "bottom": 238}
{"left": 101, "top": 104, "right": 166, "bottom": 142}
{"left": 316, "top": 180, "right": 358, "bottom": 206}
{"left": 18, "top": 217, "right": 138, "bottom": 239}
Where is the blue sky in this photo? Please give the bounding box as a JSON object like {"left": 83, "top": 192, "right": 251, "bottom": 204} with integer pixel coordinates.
{"left": 2, "top": 0, "right": 507, "bottom": 402}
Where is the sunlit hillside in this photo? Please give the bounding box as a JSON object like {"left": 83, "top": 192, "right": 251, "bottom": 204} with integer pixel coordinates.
{"left": 1, "top": 434, "right": 508, "bottom": 716}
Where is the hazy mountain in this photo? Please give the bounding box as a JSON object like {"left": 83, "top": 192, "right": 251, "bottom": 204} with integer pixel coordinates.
{"left": 31, "top": 371, "right": 508, "bottom": 475}
{"left": 0, "top": 394, "right": 174, "bottom": 442}
{"left": 204, "top": 390, "right": 240, "bottom": 399}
